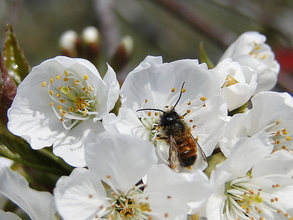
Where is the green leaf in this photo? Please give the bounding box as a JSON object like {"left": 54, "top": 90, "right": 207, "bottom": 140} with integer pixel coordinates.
{"left": 199, "top": 42, "right": 214, "bottom": 69}
{"left": 0, "top": 121, "right": 72, "bottom": 176}
{"left": 3, "top": 24, "right": 30, "bottom": 84}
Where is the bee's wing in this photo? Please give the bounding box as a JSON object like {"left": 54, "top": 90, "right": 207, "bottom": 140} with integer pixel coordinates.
{"left": 191, "top": 134, "right": 207, "bottom": 162}
{"left": 168, "top": 135, "right": 181, "bottom": 171}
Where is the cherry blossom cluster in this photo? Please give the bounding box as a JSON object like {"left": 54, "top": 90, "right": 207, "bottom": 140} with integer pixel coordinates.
{"left": 1, "top": 31, "right": 293, "bottom": 220}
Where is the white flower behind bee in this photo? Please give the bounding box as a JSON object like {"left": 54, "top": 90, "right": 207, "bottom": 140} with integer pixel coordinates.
{"left": 54, "top": 133, "right": 212, "bottom": 220}
{"left": 7, "top": 56, "right": 119, "bottom": 167}
{"left": 213, "top": 58, "right": 257, "bottom": 111}
{"left": 219, "top": 31, "right": 280, "bottom": 93}
{"left": 103, "top": 56, "right": 227, "bottom": 172}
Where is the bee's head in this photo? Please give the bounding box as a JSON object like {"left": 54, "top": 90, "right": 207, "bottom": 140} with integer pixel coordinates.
{"left": 160, "top": 111, "right": 180, "bottom": 126}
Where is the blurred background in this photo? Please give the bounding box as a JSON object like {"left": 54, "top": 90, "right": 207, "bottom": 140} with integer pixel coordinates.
{"left": 0, "top": 0, "right": 293, "bottom": 92}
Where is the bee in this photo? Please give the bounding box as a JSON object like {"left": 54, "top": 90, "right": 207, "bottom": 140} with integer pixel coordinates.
{"left": 137, "top": 82, "right": 207, "bottom": 171}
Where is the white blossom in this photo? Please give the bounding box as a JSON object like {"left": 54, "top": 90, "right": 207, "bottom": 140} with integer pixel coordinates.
{"left": 103, "top": 56, "right": 227, "bottom": 172}
{"left": 220, "top": 31, "right": 280, "bottom": 93}
{"left": 206, "top": 136, "right": 293, "bottom": 220}
{"left": 213, "top": 58, "right": 257, "bottom": 111}
{"left": 8, "top": 56, "right": 119, "bottom": 167}
{"left": 54, "top": 132, "right": 211, "bottom": 219}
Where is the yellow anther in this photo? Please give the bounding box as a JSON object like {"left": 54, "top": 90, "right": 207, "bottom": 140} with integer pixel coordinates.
{"left": 68, "top": 107, "right": 74, "bottom": 112}
{"left": 145, "top": 99, "right": 148, "bottom": 103}
{"left": 57, "top": 105, "right": 62, "bottom": 110}
{"left": 60, "top": 99, "right": 66, "bottom": 103}
{"left": 83, "top": 110, "right": 87, "bottom": 116}
{"left": 254, "top": 45, "right": 261, "bottom": 50}
{"left": 49, "top": 90, "right": 54, "bottom": 96}
{"left": 148, "top": 112, "right": 151, "bottom": 117}
{"left": 64, "top": 77, "right": 69, "bottom": 81}
{"left": 181, "top": 88, "right": 186, "bottom": 93}
{"left": 171, "top": 88, "right": 175, "bottom": 92}
{"left": 56, "top": 75, "right": 61, "bottom": 80}
{"left": 187, "top": 101, "right": 191, "bottom": 105}
{"left": 49, "top": 102, "right": 54, "bottom": 106}
{"left": 84, "top": 75, "right": 89, "bottom": 80}
{"left": 286, "top": 136, "right": 291, "bottom": 141}
{"left": 225, "top": 76, "right": 239, "bottom": 87}
{"left": 64, "top": 70, "right": 69, "bottom": 76}
{"left": 261, "top": 54, "right": 266, "bottom": 60}
{"left": 41, "top": 81, "right": 46, "bottom": 87}
{"left": 57, "top": 93, "right": 61, "bottom": 98}
{"left": 73, "top": 80, "right": 80, "bottom": 86}
{"left": 200, "top": 97, "right": 206, "bottom": 101}
{"left": 50, "top": 77, "right": 54, "bottom": 84}
{"left": 60, "top": 118, "right": 64, "bottom": 122}
{"left": 186, "top": 110, "right": 191, "bottom": 114}
{"left": 282, "top": 129, "right": 288, "bottom": 135}
{"left": 187, "top": 165, "right": 192, "bottom": 170}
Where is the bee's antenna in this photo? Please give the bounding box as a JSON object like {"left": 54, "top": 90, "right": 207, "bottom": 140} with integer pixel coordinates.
{"left": 136, "top": 108, "right": 165, "bottom": 113}
{"left": 172, "top": 82, "right": 185, "bottom": 111}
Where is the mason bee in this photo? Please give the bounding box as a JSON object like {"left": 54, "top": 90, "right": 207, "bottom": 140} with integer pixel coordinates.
{"left": 137, "top": 82, "right": 207, "bottom": 171}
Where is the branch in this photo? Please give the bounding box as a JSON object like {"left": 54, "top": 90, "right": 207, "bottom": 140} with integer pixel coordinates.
{"left": 151, "top": 0, "right": 236, "bottom": 48}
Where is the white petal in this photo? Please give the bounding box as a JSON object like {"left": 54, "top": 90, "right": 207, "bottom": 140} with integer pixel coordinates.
{"left": 205, "top": 194, "right": 225, "bottom": 220}
{"left": 103, "top": 64, "right": 120, "bottom": 113}
{"left": 190, "top": 95, "right": 227, "bottom": 156}
{"left": 253, "top": 150, "right": 293, "bottom": 177}
{"left": 248, "top": 91, "right": 293, "bottom": 134}
{"left": 85, "top": 132, "right": 157, "bottom": 191}
{"left": 216, "top": 134, "right": 273, "bottom": 179}
{"left": 7, "top": 58, "right": 66, "bottom": 148}
{"left": 54, "top": 168, "right": 108, "bottom": 220}
{"left": 0, "top": 210, "right": 21, "bottom": 220}
{"left": 121, "top": 58, "right": 220, "bottom": 111}
{"left": 0, "top": 157, "right": 13, "bottom": 168}
{"left": 53, "top": 120, "right": 105, "bottom": 167}
{"left": 55, "top": 56, "right": 102, "bottom": 80}
{"left": 145, "top": 164, "right": 212, "bottom": 214}
{"left": 0, "top": 167, "right": 55, "bottom": 220}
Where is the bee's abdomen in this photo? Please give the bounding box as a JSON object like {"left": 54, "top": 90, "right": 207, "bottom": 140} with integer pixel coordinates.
{"left": 176, "top": 136, "right": 197, "bottom": 167}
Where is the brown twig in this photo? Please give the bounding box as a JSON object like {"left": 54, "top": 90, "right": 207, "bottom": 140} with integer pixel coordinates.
{"left": 207, "top": 0, "right": 291, "bottom": 45}
{"left": 94, "top": 0, "right": 121, "bottom": 58}
{"left": 151, "top": 0, "right": 236, "bottom": 48}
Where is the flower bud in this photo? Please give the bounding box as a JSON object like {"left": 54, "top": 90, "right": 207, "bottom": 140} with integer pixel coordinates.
{"left": 111, "top": 35, "right": 134, "bottom": 72}
{"left": 59, "top": 30, "right": 80, "bottom": 57}
{"left": 81, "top": 26, "right": 100, "bottom": 61}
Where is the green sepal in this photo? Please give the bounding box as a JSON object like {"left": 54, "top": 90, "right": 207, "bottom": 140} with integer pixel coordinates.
{"left": 3, "top": 24, "right": 30, "bottom": 84}
{"left": 228, "top": 101, "right": 249, "bottom": 116}
{"left": 204, "top": 150, "right": 226, "bottom": 177}
{"left": 199, "top": 42, "right": 214, "bottom": 69}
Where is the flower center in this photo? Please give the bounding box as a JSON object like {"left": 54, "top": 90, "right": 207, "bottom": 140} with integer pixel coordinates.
{"left": 102, "top": 182, "right": 151, "bottom": 219}
{"left": 249, "top": 42, "right": 267, "bottom": 60}
{"left": 41, "top": 70, "right": 98, "bottom": 130}
{"left": 263, "top": 121, "right": 292, "bottom": 152}
{"left": 224, "top": 175, "right": 292, "bottom": 220}
{"left": 222, "top": 76, "right": 239, "bottom": 88}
